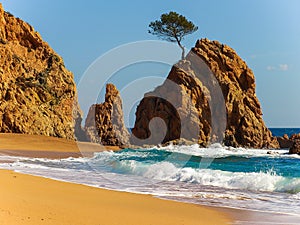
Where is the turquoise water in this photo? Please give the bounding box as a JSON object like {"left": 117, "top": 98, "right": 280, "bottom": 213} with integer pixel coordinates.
{"left": 117, "top": 148, "right": 300, "bottom": 178}
{"left": 1, "top": 143, "right": 299, "bottom": 218}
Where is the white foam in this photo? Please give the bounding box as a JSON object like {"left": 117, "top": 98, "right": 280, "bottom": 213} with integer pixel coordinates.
{"left": 142, "top": 162, "right": 300, "bottom": 193}
{"left": 155, "top": 143, "right": 291, "bottom": 159}
{"left": 290, "top": 193, "right": 300, "bottom": 200}
{"left": 144, "top": 162, "right": 177, "bottom": 180}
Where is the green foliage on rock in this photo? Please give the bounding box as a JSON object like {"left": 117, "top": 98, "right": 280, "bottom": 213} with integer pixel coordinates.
{"left": 149, "top": 11, "right": 198, "bottom": 59}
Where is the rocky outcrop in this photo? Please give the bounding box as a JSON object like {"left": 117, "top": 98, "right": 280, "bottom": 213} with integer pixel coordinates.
{"left": 131, "top": 60, "right": 211, "bottom": 146}
{"left": 277, "top": 137, "right": 294, "bottom": 149}
{"left": 85, "top": 84, "right": 130, "bottom": 146}
{"left": 0, "top": 4, "right": 82, "bottom": 139}
{"left": 276, "top": 134, "right": 294, "bottom": 149}
{"left": 132, "top": 39, "right": 279, "bottom": 148}
{"left": 275, "top": 133, "right": 300, "bottom": 153}
{"left": 275, "top": 133, "right": 300, "bottom": 152}
{"left": 289, "top": 139, "right": 300, "bottom": 155}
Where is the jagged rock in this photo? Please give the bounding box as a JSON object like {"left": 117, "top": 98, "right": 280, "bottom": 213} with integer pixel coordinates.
{"left": 276, "top": 133, "right": 300, "bottom": 150}
{"left": 85, "top": 84, "right": 130, "bottom": 146}
{"left": 132, "top": 38, "right": 279, "bottom": 148}
{"left": 0, "top": 4, "right": 82, "bottom": 140}
{"left": 267, "top": 151, "right": 280, "bottom": 155}
{"left": 163, "top": 138, "right": 198, "bottom": 146}
{"left": 276, "top": 136, "right": 294, "bottom": 149}
{"left": 289, "top": 139, "right": 300, "bottom": 155}
{"left": 290, "top": 133, "right": 300, "bottom": 140}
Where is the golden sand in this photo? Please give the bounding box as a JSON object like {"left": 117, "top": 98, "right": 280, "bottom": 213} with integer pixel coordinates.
{"left": 0, "top": 170, "right": 231, "bottom": 225}
{"left": 0, "top": 133, "right": 120, "bottom": 158}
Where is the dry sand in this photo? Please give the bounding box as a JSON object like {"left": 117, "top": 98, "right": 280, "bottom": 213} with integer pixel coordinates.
{"left": 0, "top": 134, "right": 232, "bottom": 225}
{"left": 0, "top": 133, "right": 120, "bottom": 158}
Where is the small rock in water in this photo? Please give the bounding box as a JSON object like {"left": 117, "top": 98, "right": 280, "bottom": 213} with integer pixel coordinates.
{"left": 289, "top": 139, "right": 300, "bottom": 155}
{"left": 267, "top": 151, "right": 280, "bottom": 155}
{"left": 276, "top": 136, "right": 294, "bottom": 149}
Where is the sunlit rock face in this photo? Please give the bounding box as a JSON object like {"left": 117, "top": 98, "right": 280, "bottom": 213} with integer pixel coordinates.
{"left": 0, "top": 4, "right": 82, "bottom": 140}
{"left": 132, "top": 38, "right": 279, "bottom": 148}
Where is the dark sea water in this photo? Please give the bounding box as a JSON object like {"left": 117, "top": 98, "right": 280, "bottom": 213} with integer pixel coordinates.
{"left": 269, "top": 128, "right": 300, "bottom": 137}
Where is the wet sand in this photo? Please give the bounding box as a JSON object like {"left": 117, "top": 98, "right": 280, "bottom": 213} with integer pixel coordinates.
{"left": 0, "top": 169, "right": 231, "bottom": 225}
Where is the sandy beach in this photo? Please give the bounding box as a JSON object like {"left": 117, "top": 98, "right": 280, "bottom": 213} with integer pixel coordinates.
{"left": 0, "top": 133, "right": 120, "bottom": 159}
{"left": 0, "top": 134, "right": 232, "bottom": 225}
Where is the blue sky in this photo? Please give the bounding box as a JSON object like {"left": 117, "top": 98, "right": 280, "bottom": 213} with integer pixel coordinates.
{"left": 1, "top": 0, "right": 300, "bottom": 127}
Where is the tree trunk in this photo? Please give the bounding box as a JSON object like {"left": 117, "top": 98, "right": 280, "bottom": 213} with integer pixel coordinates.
{"left": 177, "top": 41, "right": 185, "bottom": 60}
{"left": 180, "top": 45, "right": 185, "bottom": 60}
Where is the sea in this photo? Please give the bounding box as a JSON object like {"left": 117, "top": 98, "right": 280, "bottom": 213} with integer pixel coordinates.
{"left": 0, "top": 128, "right": 300, "bottom": 224}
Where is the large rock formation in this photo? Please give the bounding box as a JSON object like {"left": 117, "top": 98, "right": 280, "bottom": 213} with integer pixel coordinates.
{"left": 0, "top": 4, "right": 82, "bottom": 139}
{"left": 85, "top": 84, "right": 130, "bottom": 146}
{"left": 132, "top": 38, "right": 279, "bottom": 148}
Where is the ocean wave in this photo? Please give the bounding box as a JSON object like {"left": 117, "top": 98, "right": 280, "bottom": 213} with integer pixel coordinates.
{"left": 1, "top": 145, "right": 299, "bottom": 195}
{"left": 139, "top": 162, "right": 300, "bottom": 193}
{"left": 90, "top": 152, "right": 300, "bottom": 193}
{"left": 1, "top": 149, "right": 300, "bottom": 216}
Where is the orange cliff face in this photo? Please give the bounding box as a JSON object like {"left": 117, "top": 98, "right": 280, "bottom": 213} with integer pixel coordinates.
{"left": 0, "top": 4, "right": 82, "bottom": 140}
{"left": 132, "top": 39, "right": 279, "bottom": 149}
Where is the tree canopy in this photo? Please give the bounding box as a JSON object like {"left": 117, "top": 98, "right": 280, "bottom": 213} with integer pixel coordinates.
{"left": 148, "top": 11, "right": 198, "bottom": 60}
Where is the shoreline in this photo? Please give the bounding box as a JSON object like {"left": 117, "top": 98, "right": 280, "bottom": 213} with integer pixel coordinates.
{"left": 3, "top": 168, "right": 300, "bottom": 225}
{"left": 0, "top": 133, "right": 120, "bottom": 159}
{"left": 1, "top": 134, "right": 299, "bottom": 224}
{"left": 0, "top": 169, "right": 232, "bottom": 225}
{"left": 218, "top": 207, "right": 300, "bottom": 225}
{"left": 3, "top": 169, "right": 300, "bottom": 225}
{"left": 0, "top": 133, "right": 232, "bottom": 224}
